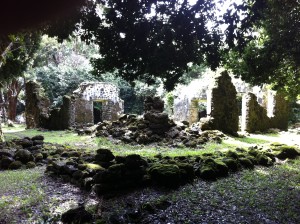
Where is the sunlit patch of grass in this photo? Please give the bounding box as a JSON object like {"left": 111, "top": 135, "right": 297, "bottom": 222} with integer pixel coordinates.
{"left": 96, "top": 138, "right": 237, "bottom": 157}
{"left": 3, "top": 125, "right": 98, "bottom": 149}
{"left": 213, "top": 158, "right": 300, "bottom": 222}
{"left": 232, "top": 136, "right": 270, "bottom": 144}
{"left": 264, "top": 133, "right": 280, "bottom": 137}
{"left": 0, "top": 168, "right": 45, "bottom": 223}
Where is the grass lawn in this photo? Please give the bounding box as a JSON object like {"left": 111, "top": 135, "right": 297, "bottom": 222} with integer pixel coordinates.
{"left": 1, "top": 125, "right": 299, "bottom": 223}
{"left": 0, "top": 168, "right": 45, "bottom": 223}
{"left": 3, "top": 124, "right": 98, "bottom": 150}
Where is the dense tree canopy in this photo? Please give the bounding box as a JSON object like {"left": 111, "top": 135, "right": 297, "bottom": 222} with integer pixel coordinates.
{"left": 225, "top": 0, "right": 300, "bottom": 99}
{"left": 47, "top": 0, "right": 224, "bottom": 90}
{"left": 1, "top": 0, "right": 299, "bottom": 97}
{"left": 0, "top": 32, "right": 41, "bottom": 82}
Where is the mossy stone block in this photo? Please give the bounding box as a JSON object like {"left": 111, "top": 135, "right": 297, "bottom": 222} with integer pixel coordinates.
{"left": 149, "top": 164, "right": 181, "bottom": 187}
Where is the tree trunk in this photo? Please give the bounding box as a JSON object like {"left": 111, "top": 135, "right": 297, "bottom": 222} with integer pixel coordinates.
{"left": 7, "top": 79, "right": 23, "bottom": 121}
{"left": 7, "top": 96, "right": 18, "bottom": 121}
{"left": 0, "top": 121, "right": 4, "bottom": 143}
{"left": 0, "top": 90, "right": 7, "bottom": 123}
{"left": 0, "top": 41, "right": 14, "bottom": 68}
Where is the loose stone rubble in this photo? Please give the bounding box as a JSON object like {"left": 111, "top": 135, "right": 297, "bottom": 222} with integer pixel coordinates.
{"left": 1, "top": 134, "right": 299, "bottom": 198}
{"left": 44, "top": 143, "right": 299, "bottom": 195}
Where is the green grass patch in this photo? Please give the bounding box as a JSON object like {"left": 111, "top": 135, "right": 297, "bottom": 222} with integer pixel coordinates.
{"left": 4, "top": 125, "right": 239, "bottom": 157}
{"left": 232, "top": 136, "right": 270, "bottom": 144}
{"left": 213, "top": 158, "right": 300, "bottom": 222}
{"left": 0, "top": 168, "right": 45, "bottom": 222}
{"left": 264, "top": 132, "right": 280, "bottom": 137}
{"left": 3, "top": 124, "right": 97, "bottom": 149}
{"left": 97, "top": 137, "right": 237, "bottom": 157}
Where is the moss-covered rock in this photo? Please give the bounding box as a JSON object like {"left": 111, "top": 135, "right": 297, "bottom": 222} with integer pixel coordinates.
{"left": 148, "top": 164, "right": 181, "bottom": 187}
{"left": 275, "top": 146, "right": 300, "bottom": 160}
{"left": 34, "top": 153, "right": 44, "bottom": 162}
{"left": 61, "top": 206, "right": 93, "bottom": 224}
{"left": 124, "top": 154, "right": 148, "bottom": 169}
{"left": 213, "top": 160, "right": 229, "bottom": 177}
{"left": 94, "top": 164, "right": 126, "bottom": 184}
{"left": 256, "top": 153, "right": 273, "bottom": 166}
{"left": 14, "top": 149, "right": 34, "bottom": 163}
{"left": 222, "top": 158, "right": 239, "bottom": 172}
{"left": 198, "top": 159, "right": 229, "bottom": 180}
{"left": 31, "top": 135, "right": 44, "bottom": 141}
{"left": 26, "top": 161, "right": 36, "bottom": 168}
{"left": 95, "top": 148, "right": 115, "bottom": 162}
{"left": 72, "top": 170, "right": 84, "bottom": 180}
{"left": 84, "top": 163, "right": 105, "bottom": 171}
{"left": 239, "top": 158, "right": 254, "bottom": 169}
{"left": 199, "top": 165, "right": 216, "bottom": 180}
{"left": 9, "top": 161, "right": 23, "bottom": 170}
{"left": 0, "top": 156, "right": 14, "bottom": 169}
{"left": 177, "top": 163, "right": 195, "bottom": 182}
{"left": 226, "top": 150, "right": 239, "bottom": 159}
{"left": 248, "top": 148, "right": 260, "bottom": 157}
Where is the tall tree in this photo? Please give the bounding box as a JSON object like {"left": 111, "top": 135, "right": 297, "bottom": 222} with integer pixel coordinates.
{"left": 224, "top": 0, "right": 300, "bottom": 99}
{"left": 0, "top": 32, "right": 41, "bottom": 123}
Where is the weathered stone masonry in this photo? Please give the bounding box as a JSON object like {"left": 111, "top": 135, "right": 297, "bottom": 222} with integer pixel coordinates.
{"left": 25, "top": 81, "right": 50, "bottom": 129}
{"left": 206, "top": 71, "right": 239, "bottom": 135}
{"left": 70, "top": 82, "right": 124, "bottom": 126}
{"left": 241, "top": 91, "right": 289, "bottom": 132}
{"left": 173, "top": 70, "right": 290, "bottom": 133}
{"left": 25, "top": 81, "right": 124, "bottom": 130}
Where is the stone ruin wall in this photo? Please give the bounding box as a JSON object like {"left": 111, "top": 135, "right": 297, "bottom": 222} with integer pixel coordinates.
{"left": 25, "top": 81, "right": 124, "bottom": 130}
{"left": 241, "top": 91, "right": 289, "bottom": 132}
{"left": 241, "top": 93, "right": 270, "bottom": 133}
{"left": 173, "top": 70, "right": 290, "bottom": 133}
{"left": 173, "top": 96, "right": 189, "bottom": 123}
{"left": 46, "top": 96, "right": 73, "bottom": 130}
{"left": 71, "top": 82, "right": 124, "bottom": 126}
{"left": 207, "top": 71, "right": 239, "bottom": 135}
{"left": 173, "top": 83, "right": 208, "bottom": 124}
{"left": 25, "top": 81, "right": 50, "bottom": 129}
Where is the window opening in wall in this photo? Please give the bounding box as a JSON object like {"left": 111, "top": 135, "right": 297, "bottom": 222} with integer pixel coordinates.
{"left": 93, "top": 101, "right": 103, "bottom": 124}
{"left": 198, "top": 101, "right": 207, "bottom": 119}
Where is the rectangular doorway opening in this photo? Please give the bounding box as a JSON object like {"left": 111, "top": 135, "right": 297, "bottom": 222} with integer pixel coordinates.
{"left": 93, "top": 101, "right": 103, "bottom": 124}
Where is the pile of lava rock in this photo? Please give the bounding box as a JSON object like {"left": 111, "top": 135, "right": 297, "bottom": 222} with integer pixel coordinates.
{"left": 95, "top": 96, "right": 225, "bottom": 148}
{"left": 0, "top": 135, "right": 46, "bottom": 170}
{"left": 46, "top": 144, "right": 300, "bottom": 196}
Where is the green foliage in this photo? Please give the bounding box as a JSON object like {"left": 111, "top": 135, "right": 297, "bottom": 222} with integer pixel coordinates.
{"left": 165, "top": 92, "right": 174, "bottom": 114}
{"left": 0, "top": 32, "right": 41, "bottom": 82}
{"left": 225, "top": 0, "right": 300, "bottom": 100}
{"left": 47, "top": 0, "right": 223, "bottom": 91}
{"left": 28, "top": 35, "right": 98, "bottom": 106}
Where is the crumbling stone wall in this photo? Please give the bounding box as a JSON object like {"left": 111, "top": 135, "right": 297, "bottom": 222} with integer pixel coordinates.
{"left": 270, "top": 92, "right": 289, "bottom": 130}
{"left": 241, "top": 91, "right": 290, "bottom": 132}
{"left": 72, "top": 82, "right": 124, "bottom": 125}
{"left": 143, "top": 96, "right": 173, "bottom": 135}
{"left": 46, "top": 96, "right": 72, "bottom": 130}
{"left": 173, "top": 96, "right": 189, "bottom": 122}
{"left": 189, "top": 98, "right": 201, "bottom": 124}
{"left": 25, "top": 81, "right": 50, "bottom": 129}
{"left": 207, "top": 71, "right": 239, "bottom": 135}
{"left": 241, "top": 93, "right": 270, "bottom": 132}
{"left": 144, "top": 96, "right": 164, "bottom": 112}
